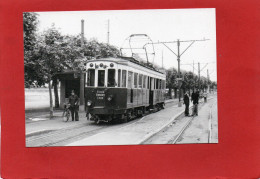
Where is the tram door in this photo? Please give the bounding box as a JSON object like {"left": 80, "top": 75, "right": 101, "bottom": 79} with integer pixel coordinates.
{"left": 149, "top": 77, "right": 154, "bottom": 106}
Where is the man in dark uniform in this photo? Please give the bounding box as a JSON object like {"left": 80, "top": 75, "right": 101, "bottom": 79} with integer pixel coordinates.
{"left": 191, "top": 89, "right": 200, "bottom": 116}
{"left": 69, "top": 90, "right": 79, "bottom": 121}
{"left": 183, "top": 91, "right": 190, "bottom": 116}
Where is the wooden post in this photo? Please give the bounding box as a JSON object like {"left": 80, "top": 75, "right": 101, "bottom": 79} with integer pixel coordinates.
{"left": 80, "top": 73, "right": 84, "bottom": 105}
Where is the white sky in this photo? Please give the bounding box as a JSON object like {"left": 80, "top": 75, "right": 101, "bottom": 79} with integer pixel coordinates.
{"left": 36, "top": 9, "right": 217, "bottom": 81}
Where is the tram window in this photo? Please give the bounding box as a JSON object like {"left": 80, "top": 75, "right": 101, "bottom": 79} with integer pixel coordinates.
{"left": 147, "top": 77, "right": 150, "bottom": 89}
{"left": 162, "top": 80, "right": 164, "bottom": 89}
{"left": 162, "top": 80, "right": 166, "bottom": 89}
{"left": 118, "top": 69, "right": 121, "bottom": 87}
{"left": 134, "top": 73, "right": 138, "bottom": 88}
{"left": 127, "top": 71, "right": 133, "bottom": 88}
{"left": 87, "top": 69, "right": 95, "bottom": 86}
{"left": 139, "top": 74, "right": 143, "bottom": 88}
{"left": 108, "top": 69, "right": 116, "bottom": 87}
{"left": 161, "top": 80, "right": 164, "bottom": 89}
{"left": 122, "top": 70, "right": 127, "bottom": 87}
{"left": 98, "top": 70, "right": 105, "bottom": 87}
{"left": 156, "top": 79, "right": 159, "bottom": 89}
{"left": 143, "top": 75, "right": 147, "bottom": 89}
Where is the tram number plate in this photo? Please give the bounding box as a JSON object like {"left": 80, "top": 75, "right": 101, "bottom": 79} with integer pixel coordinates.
{"left": 96, "top": 90, "right": 105, "bottom": 100}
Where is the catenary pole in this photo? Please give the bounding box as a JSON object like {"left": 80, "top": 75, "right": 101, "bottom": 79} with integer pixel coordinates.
{"left": 107, "top": 19, "right": 110, "bottom": 44}
{"left": 198, "top": 62, "right": 200, "bottom": 92}
{"left": 80, "top": 19, "right": 85, "bottom": 106}
{"left": 81, "top": 20, "right": 84, "bottom": 46}
{"left": 177, "top": 39, "right": 182, "bottom": 107}
{"left": 143, "top": 38, "right": 209, "bottom": 107}
{"left": 207, "top": 69, "right": 210, "bottom": 93}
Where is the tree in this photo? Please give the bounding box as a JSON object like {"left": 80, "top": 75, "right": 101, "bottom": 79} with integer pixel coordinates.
{"left": 23, "top": 12, "right": 38, "bottom": 52}
{"left": 81, "top": 39, "right": 120, "bottom": 59}
{"left": 23, "top": 12, "right": 44, "bottom": 87}
{"left": 166, "top": 68, "right": 178, "bottom": 99}
{"left": 182, "top": 71, "right": 194, "bottom": 94}
{"left": 32, "top": 26, "right": 80, "bottom": 117}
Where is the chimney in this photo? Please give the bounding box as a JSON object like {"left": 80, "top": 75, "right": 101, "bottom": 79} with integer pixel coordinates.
{"left": 81, "top": 20, "right": 84, "bottom": 47}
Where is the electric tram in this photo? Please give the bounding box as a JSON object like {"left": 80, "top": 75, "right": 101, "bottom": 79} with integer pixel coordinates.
{"left": 84, "top": 56, "right": 166, "bottom": 123}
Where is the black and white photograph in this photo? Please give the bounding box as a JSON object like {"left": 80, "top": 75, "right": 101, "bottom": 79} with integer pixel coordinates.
{"left": 24, "top": 9, "right": 218, "bottom": 147}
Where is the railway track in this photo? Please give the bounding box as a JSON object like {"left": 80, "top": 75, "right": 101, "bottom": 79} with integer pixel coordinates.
{"left": 27, "top": 97, "right": 216, "bottom": 147}
{"left": 169, "top": 99, "right": 216, "bottom": 144}
{"left": 26, "top": 124, "right": 103, "bottom": 147}
{"left": 26, "top": 100, "right": 180, "bottom": 147}
{"left": 171, "top": 99, "right": 216, "bottom": 144}
{"left": 208, "top": 102, "right": 215, "bottom": 143}
{"left": 167, "top": 116, "right": 195, "bottom": 144}
{"left": 142, "top": 97, "right": 216, "bottom": 144}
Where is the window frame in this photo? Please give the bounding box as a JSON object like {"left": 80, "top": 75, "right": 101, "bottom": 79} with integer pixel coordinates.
{"left": 86, "top": 69, "right": 95, "bottom": 87}
{"left": 122, "top": 70, "right": 127, "bottom": 88}
{"left": 127, "top": 71, "right": 133, "bottom": 88}
{"left": 134, "top": 72, "right": 138, "bottom": 88}
{"left": 107, "top": 69, "right": 116, "bottom": 87}
{"left": 117, "top": 69, "right": 121, "bottom": 87}
{"left": 97, "top": 70, "right": 105, "bottom": 87}
{"left": 138, "top": 74, "right": 143, "bottom": 88}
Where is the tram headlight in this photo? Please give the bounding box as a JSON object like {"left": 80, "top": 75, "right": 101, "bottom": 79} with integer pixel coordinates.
{"left": 107, "top": 95, "right": 113, "bottom": 101}
{"left": 87, "top": 100, "right": 92, "bottom": 106}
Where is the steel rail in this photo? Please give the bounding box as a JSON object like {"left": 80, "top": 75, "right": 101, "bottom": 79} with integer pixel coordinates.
{"left": 167, "top": 116, "right": 195, "bottom": 144}
{"left": 208, "top": 102, "right": 215, "bottom": 143}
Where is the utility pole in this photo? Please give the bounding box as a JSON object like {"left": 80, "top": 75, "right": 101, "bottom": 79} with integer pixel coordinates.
{"left": 79, "top": 19, "right": 85, "bottom": 106}
{"left": 177, "top": 39, "right": 182, "bottom": 107}
{"left": 207, "top": 69, "right": 210, "bottom": 93}
{"left": 162, "top": 50, "right": 164, "bottom": 68}
{"left": 81, "top": 20, "right": 84, "bottom": 47}
{"left": 107, "top": 19, "right": 110, "bottom": 44}
{"left": 143, "top": 38, "right": 209, "bottom": 107}
{"left": 193, "top": 60, "right": 195, "bottom": 91}
{"left": 198, "top": 62, "right": 200, "bottom": 92}
{"left": 193, "top": 60, "right": 194, "bottom": 74}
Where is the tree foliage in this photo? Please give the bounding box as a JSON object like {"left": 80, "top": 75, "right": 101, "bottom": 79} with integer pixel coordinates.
{"left": 23, "top": 12, "right": 41, "bottom": 87}
{"left": 165, "top": 67, "right": 217, "bottom": 98}
{"left": 23, "top": 12, "right": 38, "bottom": 51}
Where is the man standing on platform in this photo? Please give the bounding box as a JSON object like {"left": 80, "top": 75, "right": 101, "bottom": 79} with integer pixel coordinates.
{"left": 191, "top": 89, "right": 200, "bottom": 116}
{"left": 69, "top": 90, "right": 79, "bottom": 121}
{"left": 183, "top": 91, "right": 190, "bottom": 116}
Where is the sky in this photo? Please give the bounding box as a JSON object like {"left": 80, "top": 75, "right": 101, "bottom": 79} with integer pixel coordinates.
{"left": 36, "top": 9, "right": 217, "bottom": 81}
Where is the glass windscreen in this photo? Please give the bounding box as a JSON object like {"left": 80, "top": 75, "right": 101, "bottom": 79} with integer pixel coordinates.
{"left": 87, "top": 69, "right": 95, "bottom": 86}
{"left": 118, "top": 69, "right": 121, "bottom": 87}
{"left": 122, "top": 70, "right": 127, "bottom": 87}
{"left": 98, "top": 70, "right": 105, "bottom": 87}
{"left": 134, "top": 73, "right": 138, "bottom": 88}
{"left": 108, "top": 69, "right": 116, "bottom": 87}
{"left": 139, "top": 74, "right": 143, "bottom": 88}
{"left": 127, "top": 71, "right": 133, "bottom": 88}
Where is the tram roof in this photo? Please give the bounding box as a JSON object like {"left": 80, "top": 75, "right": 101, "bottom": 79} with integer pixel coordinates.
{"left": 88, "top": 56, "right": 165, "bottom": 74}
